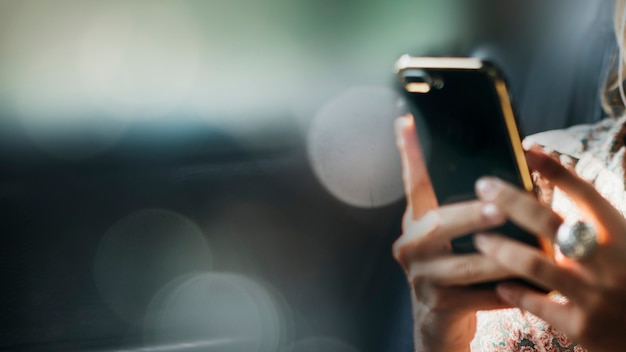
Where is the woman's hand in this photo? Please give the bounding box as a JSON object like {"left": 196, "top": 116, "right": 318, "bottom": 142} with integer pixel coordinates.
{"left": 473, "top": 149, "right": 626, "bottom": 352}
{"left": 393, "top": 115, "right": 516, "bottom": 352}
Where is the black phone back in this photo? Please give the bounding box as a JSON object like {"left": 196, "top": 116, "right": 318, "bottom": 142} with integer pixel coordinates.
{"left": 396, "top": 57, "right": 540, "bottom": 254}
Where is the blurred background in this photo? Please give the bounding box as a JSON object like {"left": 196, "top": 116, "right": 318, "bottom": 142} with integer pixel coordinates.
{"left": 0, "top": 1, "right": 616, "bottom": 351}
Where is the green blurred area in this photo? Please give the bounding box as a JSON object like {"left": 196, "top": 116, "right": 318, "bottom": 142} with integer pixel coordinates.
{"left": 0, "top": 0, "right": 466, "bottom": 119}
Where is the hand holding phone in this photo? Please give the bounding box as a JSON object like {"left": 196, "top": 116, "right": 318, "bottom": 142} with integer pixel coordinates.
{"left": 391, "top": 55, "right": 557, "bottom": 352}
{"left": 394, "top": 55, "right": 551, "bottom": 255}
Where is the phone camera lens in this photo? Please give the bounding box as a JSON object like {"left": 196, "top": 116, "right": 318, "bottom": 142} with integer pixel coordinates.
{"left": 432, "top": 78, "right": 444, "bottom": 89}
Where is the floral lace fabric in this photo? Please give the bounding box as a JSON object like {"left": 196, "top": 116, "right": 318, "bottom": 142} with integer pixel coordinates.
{"left": 470, "top": 115, "right": 626, "bottom": 351}
{"left": 472, "top": 305, "right": 586, "bottom": 352}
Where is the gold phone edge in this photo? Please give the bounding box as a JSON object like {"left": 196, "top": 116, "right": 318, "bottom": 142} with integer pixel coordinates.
{"left": 493, "top": 80, "right": 554, "bottom": 255}
{"left": 397, "top": 55, "right": 553, "bottom": 253}
{"left": 492, "top": 80, "right": 533, "bottom": 193}
{"left": 395, "top": 55, "right": 533, "bottom": 193}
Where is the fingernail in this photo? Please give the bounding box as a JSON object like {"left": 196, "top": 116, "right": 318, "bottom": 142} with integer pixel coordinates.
{"left": 481, "top": 203, "right": 503, "bottom": 223}
{"left": 475, "top": 177, "right": 500, "bottom": 201}
{"left": 394, "top": 121, "right": 406, "bottom": 146}
{"left": 474, "top": 233, "right": 490, "bottom": 251}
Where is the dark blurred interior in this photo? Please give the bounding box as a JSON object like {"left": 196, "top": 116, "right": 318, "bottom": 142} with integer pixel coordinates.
{"left": 0, "top": 1, "right": 616, "bottom": 351}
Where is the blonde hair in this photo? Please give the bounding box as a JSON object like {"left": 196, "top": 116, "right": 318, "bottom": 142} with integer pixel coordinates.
{"left": 603, "top": 0, "right": 626, "bottom": 117}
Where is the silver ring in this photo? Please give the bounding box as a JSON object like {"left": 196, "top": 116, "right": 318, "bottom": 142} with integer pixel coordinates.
{"left": 556, "top": 221, "right": 598, "bottom": 260}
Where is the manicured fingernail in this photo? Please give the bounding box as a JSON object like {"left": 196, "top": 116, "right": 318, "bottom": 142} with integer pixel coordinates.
{"left": 481, "top": 203, "right": 503, "bottom": 223}
{"left": 474, "top": 233, "right": 490, "bottom": 251}
{"left": 476, "top": 177, "right": 500, "bottom": 201}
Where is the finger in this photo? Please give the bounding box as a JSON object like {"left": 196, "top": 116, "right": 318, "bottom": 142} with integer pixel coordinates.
{"left": 495, "top": 282, "right": 580, "bottom": 339}
{"left": 402, "top": 203, "right": 413, "bottom": 232}
{"left": 394, "top": 115, "right": 437, "bottom": 219}
{"left": 525, "top": 144, "right": 559, "bottom": 206}
{"left": 413, "top": 284, "right": 512, "bottom": 314}
{"left": 526, "top": 148, "right": 623, "bottom": 244}
{"left": 393, "top": 200, "right": 507, "bottom": 264}
{"left": 395, "top": 116, "right": 413, "bottom": 206}
{"left": 408, "top": 254, "right": 513, "bottom": 286}
{"left": 394, "top": 210, "right": 444, "bottom": 266}
{"left": 475, "top": 233, "right": 585, "bottom": 302}
{"left": 475, "top": 177, "right": 562, "bottom": 242}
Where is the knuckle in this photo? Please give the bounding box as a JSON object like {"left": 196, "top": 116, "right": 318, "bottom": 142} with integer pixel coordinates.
{"left": 503, "top": 188, "right": 523, "bottom": 204}
{"left": 527, "top": 204, "right": 551, "bottom": 224}
{"left": 454, "top": 257, "right": 481, "bottom": 280}
{"left": 392, "top": 238, "right": 405, "bottom": 263}
{"left": 394, "top": 212, "right": 440, "bottom": 264}
{"left": 392, "top": 238, "right": 415, "bottom": 267}
{"left": 497, "top": 185, "right": 522, "bottom": 205}
{"left": 541, "top": 211, "right": 562, "bottom": 235}
{"left": 521, "top": 255, "right": 546, "bottom": 278}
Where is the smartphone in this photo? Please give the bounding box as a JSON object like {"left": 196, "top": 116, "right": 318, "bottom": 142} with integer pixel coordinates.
{"left": 394, "top": 55, "right": 550, "bottom": 255}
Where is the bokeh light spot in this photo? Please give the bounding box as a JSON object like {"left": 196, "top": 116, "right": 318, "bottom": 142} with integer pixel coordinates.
{"left": 307, "top": 85, "right": 404, "bottom": 208}
{"left": 94, "top": 209, "right": 212, "bottom": 323}
{"left": 144, "top": 273, "right": 289, "bottom": 352}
